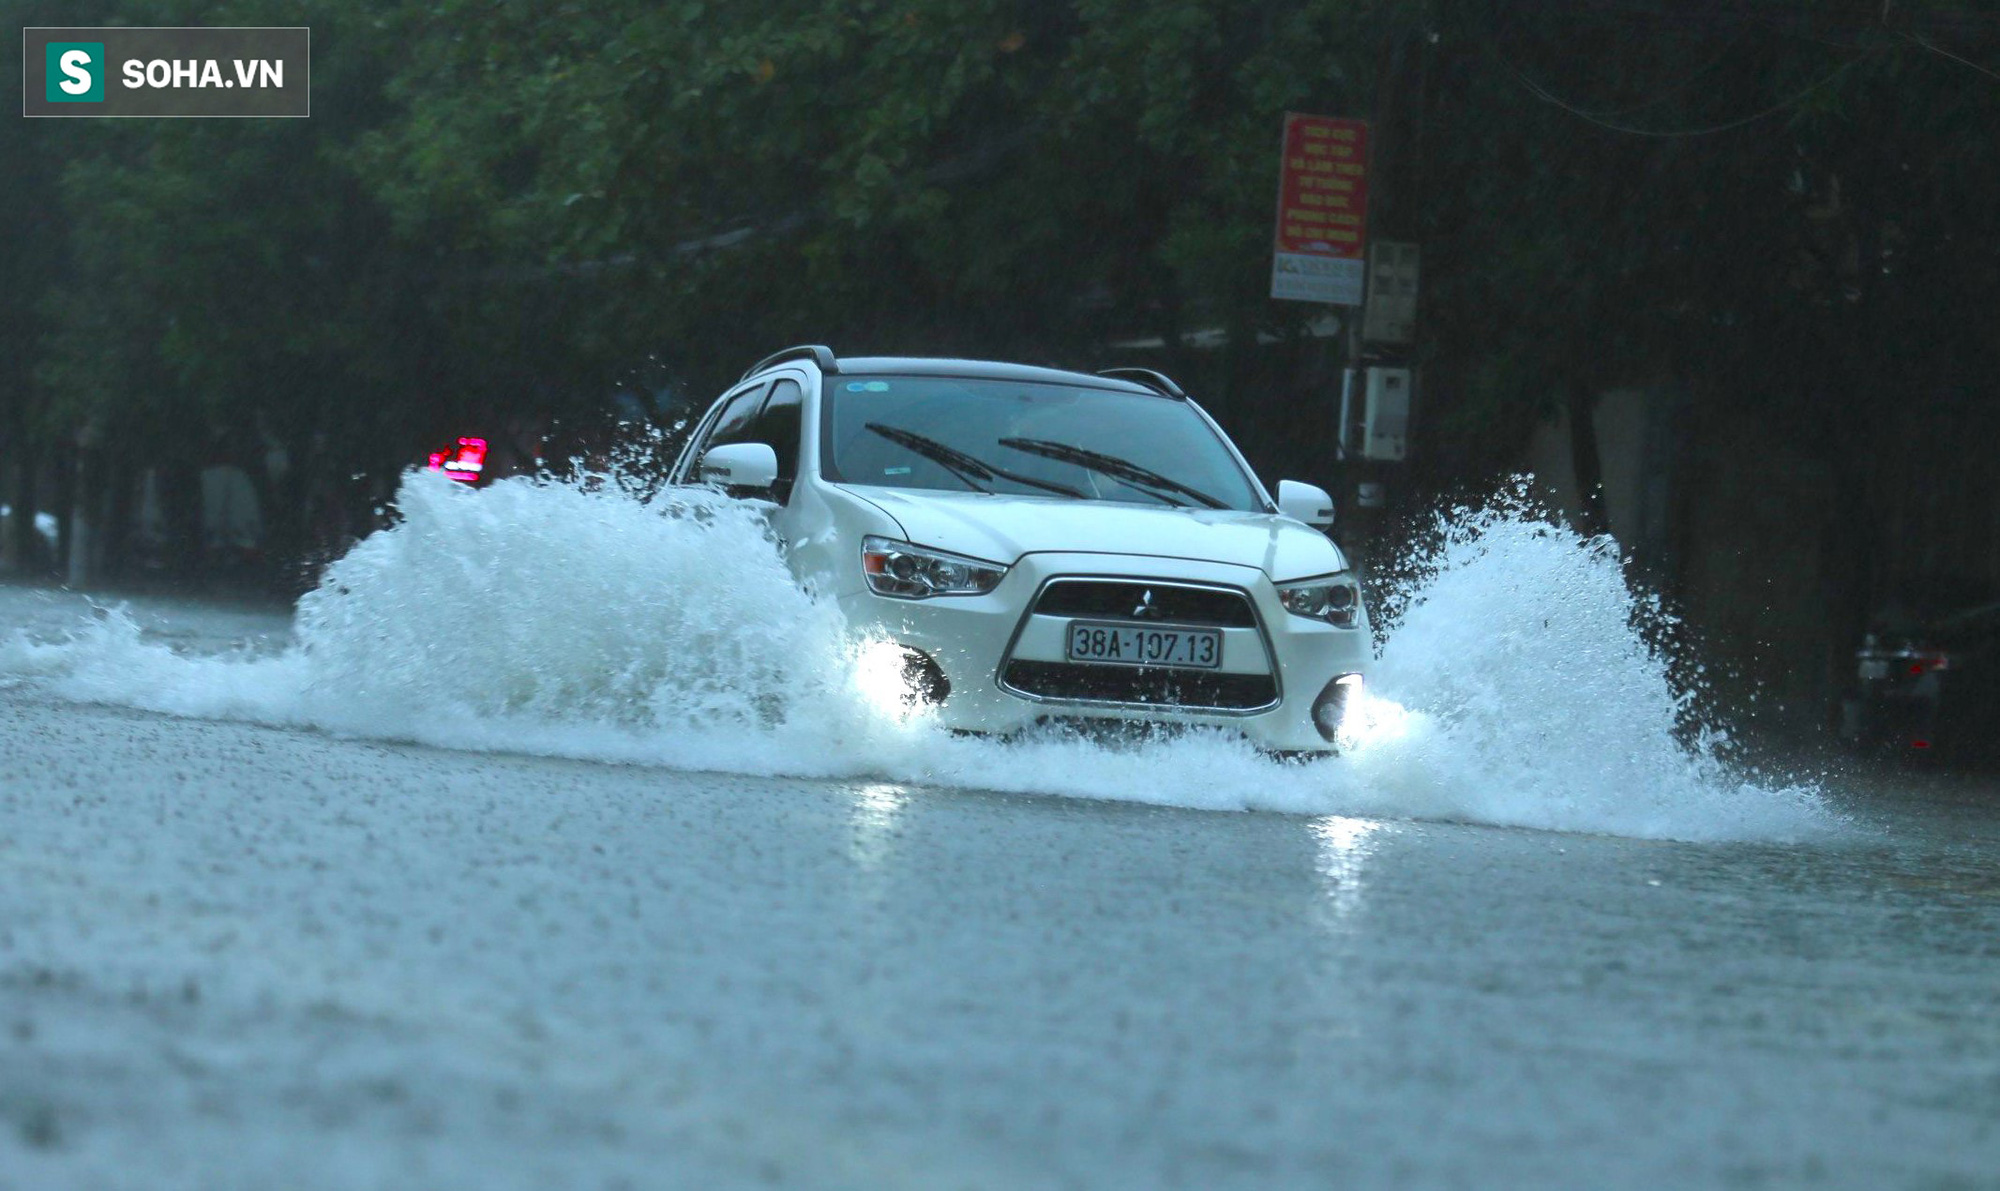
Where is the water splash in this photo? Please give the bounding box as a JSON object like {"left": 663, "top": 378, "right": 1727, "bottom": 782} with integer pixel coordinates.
{"left": 1336, "top": 485, "right": 1826, "bottom": 839}
{"left": 1, "top": 469, "right": 1835, "bottom": 841}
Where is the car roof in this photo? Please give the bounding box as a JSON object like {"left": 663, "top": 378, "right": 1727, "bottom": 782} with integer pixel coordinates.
{"left": 814, "top": 356, "right": 1163, "bottom": 396}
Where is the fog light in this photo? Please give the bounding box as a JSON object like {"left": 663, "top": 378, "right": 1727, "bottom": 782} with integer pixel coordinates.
{"left": 1311, "top": 673, "right": 1364, "bottom": 742}
{"left": 900, "top": 648, "right": 951, "bottom": 706}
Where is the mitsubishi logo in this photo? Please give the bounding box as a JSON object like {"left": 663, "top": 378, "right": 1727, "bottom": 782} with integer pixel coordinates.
{"left": 1132, "top": 588, "right": 1157, "bottom": 618}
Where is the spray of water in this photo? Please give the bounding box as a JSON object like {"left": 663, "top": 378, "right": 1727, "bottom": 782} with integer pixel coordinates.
{"left": 1, "top": 469, "right": 1835, "bottom": 841}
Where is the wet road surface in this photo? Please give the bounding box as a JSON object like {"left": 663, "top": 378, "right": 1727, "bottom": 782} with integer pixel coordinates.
{"left": 5, "top": 685, "right": 2000, "bottom": 1189}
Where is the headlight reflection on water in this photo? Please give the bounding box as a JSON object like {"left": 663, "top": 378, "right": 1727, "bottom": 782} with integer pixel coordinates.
{"left": 848, "top": 781, "right": 911, "bottom": 876}
{"left": 1309, "top": 814, "right": 1383, "bottom": 926}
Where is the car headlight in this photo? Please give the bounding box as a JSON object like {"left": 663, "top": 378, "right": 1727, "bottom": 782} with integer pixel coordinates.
{"left": 1278, "top": 573, "right": 1362, "bottom": 628}
{"left": 861, "top": 536, "right": 1008, "bottom": 599}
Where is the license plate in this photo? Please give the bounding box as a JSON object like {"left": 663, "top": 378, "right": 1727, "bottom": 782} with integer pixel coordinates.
{"left": 1064, "top": 621, "right": 1222, "bottom": 670}
{"left": 1859, "top": 659, "right": 1889, "bottom": 680}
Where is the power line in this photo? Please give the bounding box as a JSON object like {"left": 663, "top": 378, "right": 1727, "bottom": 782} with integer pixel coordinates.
{"left": 1905, "top": 30, "right": 2000, "bottom": 83}
{"left": 1493, "top": 48, "right": 1873, "bottom": 138}
{"left": 1519, "top": 0, "right": 2000, "bottom": 41}
{"left": 1581, "top": 30, "right": 1753, "bottom": 117}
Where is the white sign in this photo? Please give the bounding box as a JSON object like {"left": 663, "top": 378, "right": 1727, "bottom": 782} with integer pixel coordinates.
{"left": 1272, "top": 253, "right": 1365, "bottom": 305}
{"left": 1362, "top": 241, "right": 1419, "bottom": 344}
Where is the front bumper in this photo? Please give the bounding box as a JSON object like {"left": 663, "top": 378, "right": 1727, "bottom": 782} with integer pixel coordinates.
{"left": 837, "top": 551, "right": 1370, "bottom": 751}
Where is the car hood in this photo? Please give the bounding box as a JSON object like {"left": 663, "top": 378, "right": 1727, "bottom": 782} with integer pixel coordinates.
{"left": 836, "top": 486, "right": 1348, "bottom": 580}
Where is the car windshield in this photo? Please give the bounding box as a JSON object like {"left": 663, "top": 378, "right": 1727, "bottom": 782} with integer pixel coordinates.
{"left": 820, "top": 375, "right": 1266, "bottom": 511}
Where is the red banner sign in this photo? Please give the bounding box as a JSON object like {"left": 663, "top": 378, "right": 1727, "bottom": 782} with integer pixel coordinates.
{"left": 1271, "top": 113, "right": 1369, "bottom": 305}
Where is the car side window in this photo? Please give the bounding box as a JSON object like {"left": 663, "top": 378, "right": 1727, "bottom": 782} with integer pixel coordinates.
{"left": 684, "top": 382, "right": 769, "bottom": 481}
{"left": 745, "top": 379, "right": 804, "bottom": 502}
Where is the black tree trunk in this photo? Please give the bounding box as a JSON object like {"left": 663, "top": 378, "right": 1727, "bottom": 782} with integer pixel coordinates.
{"left": 1567, "top": 385, "right": 1609, "bottom": 539}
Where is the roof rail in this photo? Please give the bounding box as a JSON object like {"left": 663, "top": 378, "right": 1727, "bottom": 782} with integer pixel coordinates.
{"left": 1096, "top": 367, "right": 1186, "bottom": 398}
{"left": 742, "top": 345, "right": 838, "bottom": 382}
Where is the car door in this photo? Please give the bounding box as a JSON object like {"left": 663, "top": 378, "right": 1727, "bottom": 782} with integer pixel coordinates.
{"left": 740, "top": 377, "right": 805, "bottom": 505}
{"left": 671, "top": 371, "right": 832, "bottom": 587}
{"left": 671, "top": 380, "right": 770, "bottom": 485}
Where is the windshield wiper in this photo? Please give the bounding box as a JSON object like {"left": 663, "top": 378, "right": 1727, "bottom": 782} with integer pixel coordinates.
{"left": 863, "top": 423, "right": 1086, "bottom": 498}
{"left": 997, "top": 438, "right": 1230, "bottom": 509}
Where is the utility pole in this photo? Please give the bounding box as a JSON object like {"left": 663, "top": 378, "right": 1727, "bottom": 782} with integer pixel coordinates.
{"left": 67, "top": 419, "right": 103, "bottom": 588}
{"left": 1336, "top": 20, "right": 1429, "bottom": 578}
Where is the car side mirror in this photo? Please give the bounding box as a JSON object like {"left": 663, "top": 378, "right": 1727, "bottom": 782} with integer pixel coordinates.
{"left": 700, "top": 442, "right": 779, "bottom": 494}
{"left": 1277, "top": 480, "right": 1336, "bottom": 529}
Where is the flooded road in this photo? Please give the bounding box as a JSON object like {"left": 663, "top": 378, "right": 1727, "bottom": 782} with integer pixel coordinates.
{"left": 4, "top": 659, "right": 1998, "bottom": 1187}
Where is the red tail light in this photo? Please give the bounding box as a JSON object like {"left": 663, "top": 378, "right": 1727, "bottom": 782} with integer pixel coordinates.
{"left": 429, "top": 437, "right": 489, "bottom": 483}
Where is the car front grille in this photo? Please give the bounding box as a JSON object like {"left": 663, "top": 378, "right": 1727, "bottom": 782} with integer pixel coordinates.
{"left": 1000, "top": 660, "right": 1278, "bottom": 711}
{"left": 1032, "top": 580, "right": 1257, "bottom": 628}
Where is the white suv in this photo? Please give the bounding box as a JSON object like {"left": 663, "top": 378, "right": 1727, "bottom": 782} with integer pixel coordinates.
{"left": 670, "top": 347, "right": 1370, "bottom": 751}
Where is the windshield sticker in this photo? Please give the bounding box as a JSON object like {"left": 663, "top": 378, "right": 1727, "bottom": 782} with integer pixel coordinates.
{"left": 884, "top": 466, "right": 912, "bottom": 476}
{"left": 845, "top": 380, "right": 892, "bottom": 392}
